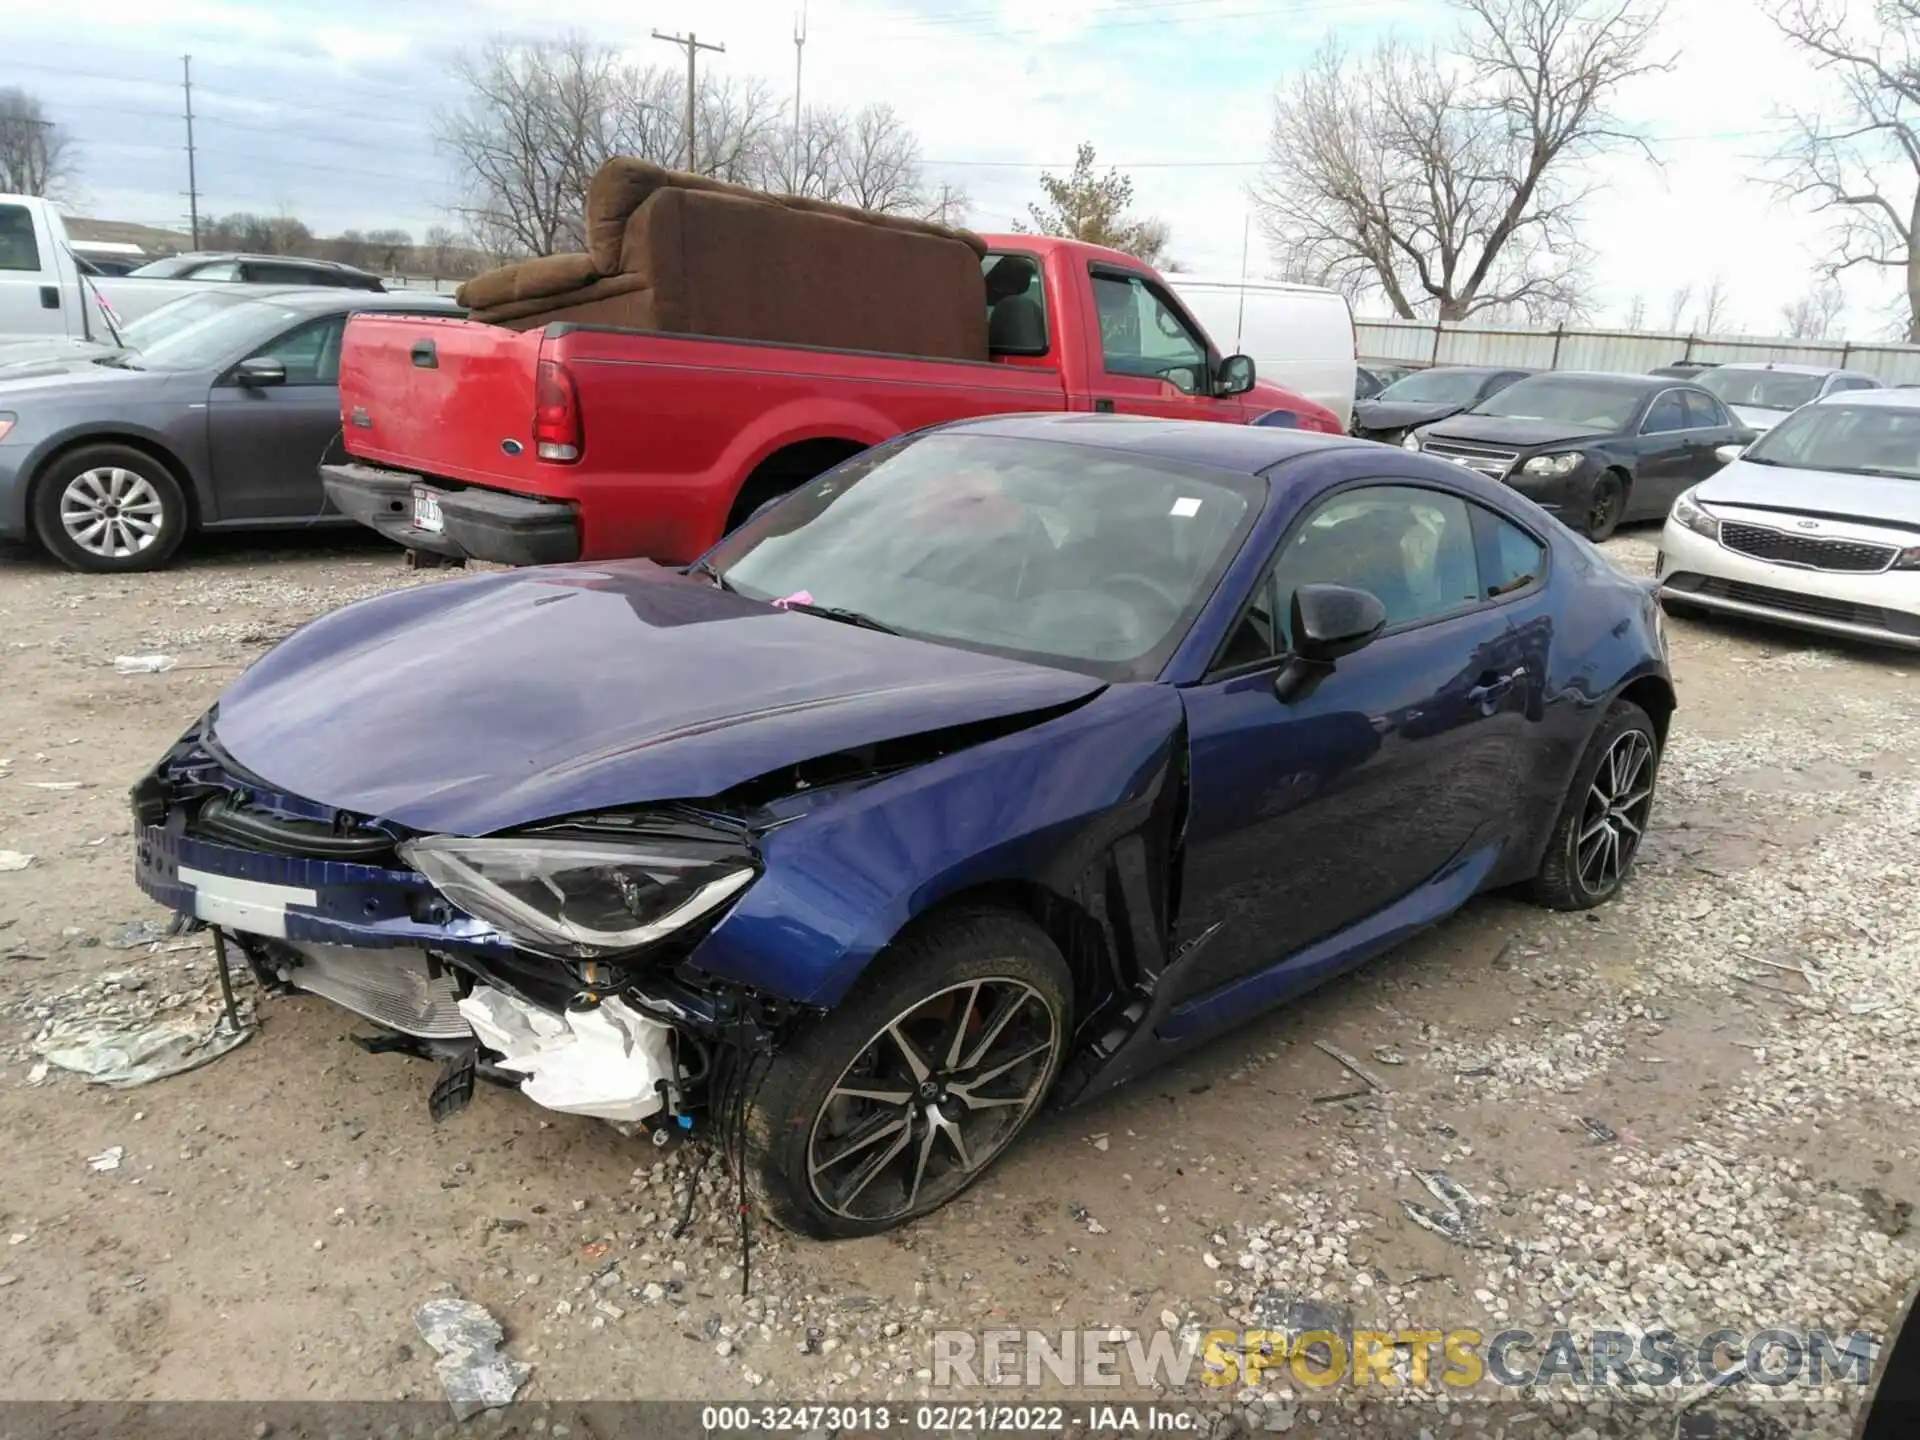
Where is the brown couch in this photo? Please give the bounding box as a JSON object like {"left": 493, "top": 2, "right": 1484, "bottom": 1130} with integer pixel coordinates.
{"left": 457, "top": 159, "right": 992, "bottom": 361}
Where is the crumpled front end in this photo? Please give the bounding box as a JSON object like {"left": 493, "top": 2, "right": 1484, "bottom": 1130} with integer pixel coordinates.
{"left": 130, "top": 717, "right": 769, "bottom": 1129}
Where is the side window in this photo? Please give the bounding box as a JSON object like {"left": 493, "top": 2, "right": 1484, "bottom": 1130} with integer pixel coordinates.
{"left": 1484, "top": 371, "right": 1526, "bottom": 399}
{"left": 981, "top": 253, "right": 1048, "bottom": 355}
{"left": 189, "top": 261, "right": 242, "bottom": 282}
{"left": 0, "top": 204, "right": 42, "bottom": 273}
{"left": 1476, "top": 508, "right": 1548, "bottom": 598}
{"left": 248, "top": 262, "right": 324, "bottom": 286}
{"left": 1272, "top": 486, "right": 1482, "bottom": 642}
{"left": 244, "top": 316, "right": 346, "bottom": 385}
{"left": 1642, "top": 391, "right": 1686, "bottom": 433}
{"left": 1829, "top": 375, "right": 1877, "bottom": 393}
{"left": 1680, "top": 390, "right": 1729, "bottom": 429}
{"left": 1090, "top": 271, "right": 1206, "bottom": 390}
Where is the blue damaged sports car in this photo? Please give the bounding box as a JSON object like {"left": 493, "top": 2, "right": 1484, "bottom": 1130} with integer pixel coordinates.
{"left": 132, "top": 413, "right": 1673, "bottom": 1238}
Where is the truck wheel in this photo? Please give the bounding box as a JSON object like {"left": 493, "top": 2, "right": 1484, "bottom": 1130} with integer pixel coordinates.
{"left": 32, "top": 444, "right": 188, "bottom": 573}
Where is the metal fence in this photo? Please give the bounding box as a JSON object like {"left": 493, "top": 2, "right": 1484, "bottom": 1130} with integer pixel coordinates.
{"left": 1356, "top": 318, "right": 1920, "bottom": 384}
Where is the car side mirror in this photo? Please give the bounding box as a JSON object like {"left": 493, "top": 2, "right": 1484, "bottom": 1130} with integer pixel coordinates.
{"left": 1216, "top": 353, "right": 1256, "bottom": 397}
{"left": 234, "top": 357, "right": 287, "bottom": 389}
{"left": 1713, "top": 443, "right": 1744, "bottom": 464}
{"left": 1274, "top": 584, "right": 1387, "bottom": 701}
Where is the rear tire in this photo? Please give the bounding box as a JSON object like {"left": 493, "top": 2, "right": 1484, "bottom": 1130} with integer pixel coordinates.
{"left": 1529, "top": 699, "right": 1660, "bottom": 911}
{"left": 734, "top": 909, "right": 1071, "bottom": 1239}
{"left": 32, "top": 444, "right": 188, "bottom": 573}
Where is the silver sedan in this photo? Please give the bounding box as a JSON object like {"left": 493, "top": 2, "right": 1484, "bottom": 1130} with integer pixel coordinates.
{"left": 1655, "top": 389, "right": 1920, "bottom": 651}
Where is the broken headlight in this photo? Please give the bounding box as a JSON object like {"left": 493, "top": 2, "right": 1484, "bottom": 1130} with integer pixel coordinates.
{"left": 399, "top": 833, "right": 755, "bottom": 959}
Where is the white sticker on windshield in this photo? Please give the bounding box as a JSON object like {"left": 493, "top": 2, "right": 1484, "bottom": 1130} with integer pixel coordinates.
{"left": 1170, "top": 497, "right": 1202, "bottom": 518}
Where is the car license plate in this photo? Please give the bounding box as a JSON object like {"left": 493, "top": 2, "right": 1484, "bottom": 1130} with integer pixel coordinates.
{"left": 412, "top": 488, "right": 444, "bottom": 533}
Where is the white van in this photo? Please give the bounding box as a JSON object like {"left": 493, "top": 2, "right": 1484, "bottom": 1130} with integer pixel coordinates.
{"left": 1166, "top": 275, "right": 1357, "bottom": 427}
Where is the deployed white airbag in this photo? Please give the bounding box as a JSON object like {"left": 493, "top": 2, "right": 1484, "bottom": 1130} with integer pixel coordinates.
{"left": 457, "top": 984, "right": 674, "bottom": 1124}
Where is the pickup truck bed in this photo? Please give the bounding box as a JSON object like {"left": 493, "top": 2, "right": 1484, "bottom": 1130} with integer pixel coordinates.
{"left": 326, "top": 233, "right": 1342, "bottom": 567}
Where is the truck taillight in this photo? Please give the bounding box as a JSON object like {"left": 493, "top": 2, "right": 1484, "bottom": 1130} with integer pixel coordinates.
{"left": 533, "top": 360, "right": 581, "bottom": 462}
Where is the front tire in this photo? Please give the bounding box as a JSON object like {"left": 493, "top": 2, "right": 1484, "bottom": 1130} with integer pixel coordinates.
{"left": 32, "top": 444, "right": 188, "bottom": 573}
{"left": 1582, "top": 470, "right": 1627, "bottom": 542}
{"left": 735, "top": 909, "right": 1071, "bottom": 1239}
{"left": 1529, "top": 699, "right": 1660, "bottom": 911}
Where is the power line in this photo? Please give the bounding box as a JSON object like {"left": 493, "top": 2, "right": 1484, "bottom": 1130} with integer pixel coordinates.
{"left": 652, "top": 30, "right": 726, "bottom": 171}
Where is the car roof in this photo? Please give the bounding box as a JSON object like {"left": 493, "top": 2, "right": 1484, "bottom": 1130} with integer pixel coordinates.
{"left": 1512, "top": 370, "right": 1674, "bottom": 394}
{"left": 168, "top": 251, "right": 380, "bottom": 277}
{"left": 1399, "top": 364, "right": 1521, "bottom": 377}
{"left": 938, "top": 411, "right": 1364, "bottom": 474}
{"left": 1807, "top": 386, "right": 1920, "bottom": 408}
{"left": 1710, "top": 360, "right": 1852, "bottom": 377}
{"left": 206, "top": 286, "right": 460, "bottom": 314}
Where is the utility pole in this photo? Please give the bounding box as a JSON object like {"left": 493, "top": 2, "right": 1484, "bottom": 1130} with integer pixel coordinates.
{"left": 791, "top": 5, "right": 806, "bottom": 185}
{"left": 181, "top": 54, "right": 202, "bottom": 248}
{"left": 652, "top": 30, "right": 725, "bottom": 174}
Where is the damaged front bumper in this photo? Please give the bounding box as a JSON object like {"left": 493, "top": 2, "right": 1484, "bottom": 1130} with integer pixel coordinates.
{"left": 131, "top": 731, "right": 774, "bottom": 1129}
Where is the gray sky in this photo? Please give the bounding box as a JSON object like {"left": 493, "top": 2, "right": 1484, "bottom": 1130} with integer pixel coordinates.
{"left": 1, "top": 0, "right": 1896, "bottom": 336}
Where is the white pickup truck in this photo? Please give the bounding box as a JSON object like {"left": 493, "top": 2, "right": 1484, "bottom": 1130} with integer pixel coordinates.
{"left": 0, "top": 194, "right": 221, "bottom": 343}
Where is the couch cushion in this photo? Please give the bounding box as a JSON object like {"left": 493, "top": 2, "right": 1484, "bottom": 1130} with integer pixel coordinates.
{"left": 466, "top": 270, "right": 653, "bottom": 327}
{"left": 457, "top": 252, "right": 601, "bottom": 311}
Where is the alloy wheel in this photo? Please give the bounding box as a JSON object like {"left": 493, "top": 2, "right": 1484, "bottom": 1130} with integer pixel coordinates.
{"left": 806, "top": 978, "right": 1060, "bottom": 1224}
{"left": 1586, "top": 478, "right": 1622, "bottom": 539}
{"left": 1576, "top": 729, "right": 1656, "bottom": 896}
{"left": 60, "top": 467, "right": 165, "bottom": 559}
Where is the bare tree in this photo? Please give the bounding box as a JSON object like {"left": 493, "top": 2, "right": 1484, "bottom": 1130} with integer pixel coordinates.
{"left": 1016, "top": 142, "right": 1173, "bottom": 265}
{"left": 1770, "top": 0, "right": 1920, "bottom": 340}
{"left": 833, "top": 103, "right": 925, "bottom": 213}
{"left": 1621, "top": 293, "right": 1648, "bottom": 328}
{"left": 424, "top": 224, "right": 466, "bottom": 281}
{"left": 1694, "top": 275, "right": 1733, "bottom": 333}
{"left": 1781, "top": 281, "right": 1845, "bottom": 337}
{"left": 775, "top": 105, "right": 846, "bottom": 199}
{"left": 1255, "top": 0, "right": 1666, "bottom": 323}
{"left": 0, "top": 87, "right": 75, "bottom": 198}
{"left": 1662, "top": 282, "right": 1693, "bottom": 331}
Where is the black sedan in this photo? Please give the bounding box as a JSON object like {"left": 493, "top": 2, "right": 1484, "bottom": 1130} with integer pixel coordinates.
{"left": 1352, "top": 366, "right": 1531, "bottom": 445}
{"left": 1354, "top": 363, "right": 1415, "bottom": 401}
{"left": 0, "top": 287, "right": 459, "bottom": 572}
{"left": 1410, "top": 372, "right": 1755, "bottom": 541}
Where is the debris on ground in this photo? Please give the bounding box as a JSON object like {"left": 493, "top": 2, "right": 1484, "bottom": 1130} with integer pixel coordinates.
{"left": 1370, "top": 1046, "right": 1407, "bottom": 1066}
{"left": 0, "top": 852, "right": 33, "bottom": 872}
{"left": 1579, "top": 1116, "right": 1619, "bottom": 1144}
{"left": 105, "top": 919, "right": 173, "bottom": 951}
{"left": 1399, "top": 1169, "right": 1485, "bottom": 1247}
{"left": 37, "top": 1016, "right": 250, "bottom": 1088}
{"left": 1313, "top": 1040, "right": 1391, "bottom": 1093}
{"left": 112, "top": 655, "right": 175, "bottom": 675}
{"left": 414, "top": 1297, "right": 532, "bottom": 1420}
{"left": 87, "top": 1145, "right": 124, "bottom": 1172}
{"left": 1860, "top": 1187, "right": 1914, "bottom": 1239}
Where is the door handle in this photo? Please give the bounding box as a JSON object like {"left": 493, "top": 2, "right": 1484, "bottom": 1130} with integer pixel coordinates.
{"left": 410, "top": 339, "right": 438, "bottom": 368}
{"left": 1467, "top": 667, "right": 1527, "bottom": 706}
{"left": 39, "top": 285, "right": 59, "bottom": 310}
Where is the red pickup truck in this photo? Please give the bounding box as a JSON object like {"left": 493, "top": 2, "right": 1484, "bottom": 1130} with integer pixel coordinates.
{"left": 322, "top": 234, "right": 1343, "bottom": 567}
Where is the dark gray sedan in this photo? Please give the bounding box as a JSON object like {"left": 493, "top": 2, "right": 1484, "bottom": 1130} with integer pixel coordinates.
{"left": 0, "top": 286, "right": 460, "bottom": 572}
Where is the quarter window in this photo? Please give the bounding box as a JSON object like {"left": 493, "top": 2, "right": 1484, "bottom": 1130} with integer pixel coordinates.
{"left": 1090, "top": 271, "right": 1207, "bottom": 391}
{"left": 1479, "top": 512, "right": 1547, "bottom": 597}
{"left": 982, "top": 253, "right": 1048, "bottom": 355}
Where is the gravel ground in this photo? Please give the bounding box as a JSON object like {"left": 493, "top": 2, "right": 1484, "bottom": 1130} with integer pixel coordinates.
{"left": 0, "top": 527, "right": 1915, "bottom": 1437}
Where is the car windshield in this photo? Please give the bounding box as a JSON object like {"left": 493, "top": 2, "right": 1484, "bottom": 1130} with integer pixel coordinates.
{"left": 115, "top": 289, "right": 259, "bottom": 353}
{"left": 1698, "top": 369, "right": 1823, "bottom": 411}
{"left": 1376, "top": 369, "right": 1490, "bottom": 405}
{"left": 1742, "top": 403, "right": 1920, "bottom": 480}
{"left": 1471, "top": 376, "right": 1644, "bottom": 429}
{"left": 707, "top": 432, "right": 1260, "bottom": 680}
{"left": 116, "top": 296, "right": 310, "bottom": 372}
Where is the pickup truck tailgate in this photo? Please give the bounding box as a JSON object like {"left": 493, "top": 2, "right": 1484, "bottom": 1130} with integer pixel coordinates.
{"left": 339, "top": 314, "right": 548, "bottom": 490}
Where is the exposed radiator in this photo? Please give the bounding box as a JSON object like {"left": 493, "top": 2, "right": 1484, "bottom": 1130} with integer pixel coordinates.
{"left": 278, "top": 943, "right": 472, "bottom": 1040}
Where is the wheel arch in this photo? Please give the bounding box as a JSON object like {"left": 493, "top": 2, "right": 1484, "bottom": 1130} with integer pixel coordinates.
{"left": 725, "top": 435, "right": 871, "bottom": 533}
{"left": 1615, "top": 670, "right": 1676, "bottom": 748}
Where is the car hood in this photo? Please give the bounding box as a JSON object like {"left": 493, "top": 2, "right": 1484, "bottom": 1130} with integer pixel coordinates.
{"left": 210, "top": 561, "right": 1108, "bottom": 835}
{"left": 1729, "top": 405, "right": 1788, "bottom": 431}
{"left": 0, "top": 337, "right": 127, "bottom": 379}
{"left": 0, "top": 359, "right": 171, "bottom": 400}
{"left": 1352, "top": 398, "right": 1466, "bottom": 433}
{"left": 1697, "top": 460, "right": 1920, "bottom": 530}
{"left": 1422, "top": 414, "right": 1614, "bottom": 449}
